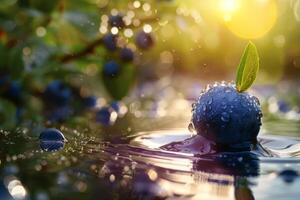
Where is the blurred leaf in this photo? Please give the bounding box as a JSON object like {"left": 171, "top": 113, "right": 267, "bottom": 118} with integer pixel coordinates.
{"left": 30, "top": 0, "right": 59, "bottom": 13}
{"left": 8, "top": 46, "right": 24, "bottom": 78}
{"left": 0, "top": 43, "right": 8, "bottom": 69}
{"left": 102, "top": 63, "right": 136, "bottom": 100}
{"left": 0, "top": 98, "right": 17, "bottom": 129}
{"left": 236, "top": 41, "right": 259, "bottom": 92}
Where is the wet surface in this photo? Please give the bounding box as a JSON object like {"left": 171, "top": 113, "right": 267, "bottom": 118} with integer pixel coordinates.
{"left": 0, "top": 82, "right": 300, "bottom": 200}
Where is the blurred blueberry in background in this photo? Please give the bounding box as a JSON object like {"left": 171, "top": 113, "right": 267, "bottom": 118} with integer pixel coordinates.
{"left": 120, "top": 47, "right": 134, "bottom": 62}
{"left": 103, "top": 34, "right": 118, "bottom": 51}
{"left": 96, "top": 107, "right": 117, "bottom": 126}
{"left": 44, "top": 80, "right": 72, "bottom": 106}
{"left": 103, "top": 61, "right": 120, "bottom": 77}
{"left": 82, "top": 96, "right": 97, "bottom": 108}
{"left": 109, "top": 14, "right": 125, "bottom": 28}
{"left": 135, "top": 31, "right": 154, "bottom": 50}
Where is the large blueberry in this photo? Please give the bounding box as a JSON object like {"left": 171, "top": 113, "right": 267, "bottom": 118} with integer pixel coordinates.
{"left": 44, "top": 80, "right": 72, "bottom": 106}
{"left": 103, "top": 34, "right": 118, "bottom": 51}
{"left": 135, "top": 31, "right": 154, "bottom": 50}
{"left": 191, "top": 83, "right": 262, "bottom": 145}
{"left": 103, "top": 61, "right": 120, "bottom": 77}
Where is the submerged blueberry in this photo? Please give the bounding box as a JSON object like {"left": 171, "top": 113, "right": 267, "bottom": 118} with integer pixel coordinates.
{"left": 191, "top": 82, "right": 262, "bottom": 146}
{"left": 39, "top": 128, "right": 66, "bottom": 151}
{"left": 103, "top": 61, "right": 120, "bottom": 77}
{"left": 135, "top": 31, "right": 154, "bottom": 50}
{"left": 44, "top": 80, "right": 72, "bottom": 106}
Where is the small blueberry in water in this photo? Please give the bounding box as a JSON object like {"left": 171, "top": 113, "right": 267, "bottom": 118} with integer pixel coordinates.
{"left": 278, "top": 169, "right": 298, "bottom": 183}
{"left": 103, "top": 61, "right": 120, "bottom": 77}
{"left": 120, "top": 47, "right": 134, "bottom": 62}
{"left": 108, "top": 14, "right": 125, "bottom": 28}
{"left": 191, "top": 83, "right": 262, "bottom": 146}
{"left": 82, "top": 96, "right": 97, "bottom": 108}
{"left": 135, "top": 31, "right": 154, "bottom": 50}
{"left": 103, "top": 34, "right": 118, "bottom": 51}
{"left": 44, "top": 80, "right": 72, "bottom": 106}
{"left": 96, "top": 107, "right": 117, "bottom": 126}
{"left": 39, "top": 128, "right": 66, "bottom": 151}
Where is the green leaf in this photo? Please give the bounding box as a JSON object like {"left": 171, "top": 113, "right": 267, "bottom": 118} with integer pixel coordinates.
{"left": 102, "top": 63, "right": 136, "bottom": 100}
{"left": 235, "top": 41, "right": 259, "bottom": 92}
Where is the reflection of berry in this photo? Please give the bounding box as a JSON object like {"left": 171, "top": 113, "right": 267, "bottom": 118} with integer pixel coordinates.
{"left": 96, "top": 107, "right": 117, "bottom": 126}
{"left": 103, "top": 61, "right": 120, "bottom": 77}
{"left": 191, "top": 83, "right": 262, "bottom": 146}
{"left": 135, "top": 31, "right": 154, "bottom": 50}
{"left": 109, "top": 14, "right": 125, "bottom": 28}
{"left": 103, "top": 34, "right": 118, "bottom": 51}
{"left": 120, "top": 47, "right": 134, "bottom": 62}
{"left": 44, "top": 80, "right": 72, "bottom": 106}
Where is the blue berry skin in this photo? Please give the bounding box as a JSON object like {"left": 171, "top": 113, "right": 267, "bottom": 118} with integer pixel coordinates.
{"left": 44, "top": 80, "right": 72, "bottom": 106}
{"left": 39, "top": 128, "right": 66, "bottom": 151}
{"left": 103, "top": 34, "right": 118, "bottom": 51}
{"left": 135, "top": 31, "right": 154, "bottom": 50}
{"left": 96, "top": 107, "right": 116, "bottom": 126}
{"left": 191, "top": 83, "right": 262, "bottom": 145}
{"left": 103, "top": 61, "right": 120, "bottom": 77}
{"left": 120, "top": 47, "right": 134, "bottom": 62}
{"left": 109, "top": 14, "right": 125, "bottom": 28}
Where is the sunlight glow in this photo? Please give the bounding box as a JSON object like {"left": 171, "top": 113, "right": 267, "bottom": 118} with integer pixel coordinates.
{"left": 219, "top": 0, "right": 278, "bottom": 39}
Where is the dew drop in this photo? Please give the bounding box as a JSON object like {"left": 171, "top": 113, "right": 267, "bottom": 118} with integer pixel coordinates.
{"left": 221, "top": 112, "right": 230, "bottom": 122}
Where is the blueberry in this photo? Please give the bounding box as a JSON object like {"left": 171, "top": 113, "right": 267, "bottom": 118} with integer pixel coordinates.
{"left": 103, "top": 61, "right": 120, "bottom": 77}
{"left": 191, "top": 82, "right": 262, "bottom": 146}
{"left": 96, "top": 107, "right": 117, "bottom": 126}
{"left": 109, "top": 14, "right": 125, "bottom": 28}
{"left": 39, "top": 128, "right": 66, "bottom": 151}
{"left": 135, "top": 31, "right": 154, "bottom": 50}
{"left": 44, "top": 80, "right": 72, "bottom": 106}
{"left": 82, "top": 96, "right": 97, "bottom": 108}
{"left": 120, "top": 47, "right": 134, "bottom": 62}
{"left": 103, "top": 34, "right": 118, "bottom": 51}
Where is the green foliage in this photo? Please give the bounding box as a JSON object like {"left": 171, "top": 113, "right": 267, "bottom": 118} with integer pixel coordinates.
{"left": 236, "top": 42, "right": 259, "bottom": 92}
{"left": 102, "top": 63, "right": 136, "bottom": 100}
